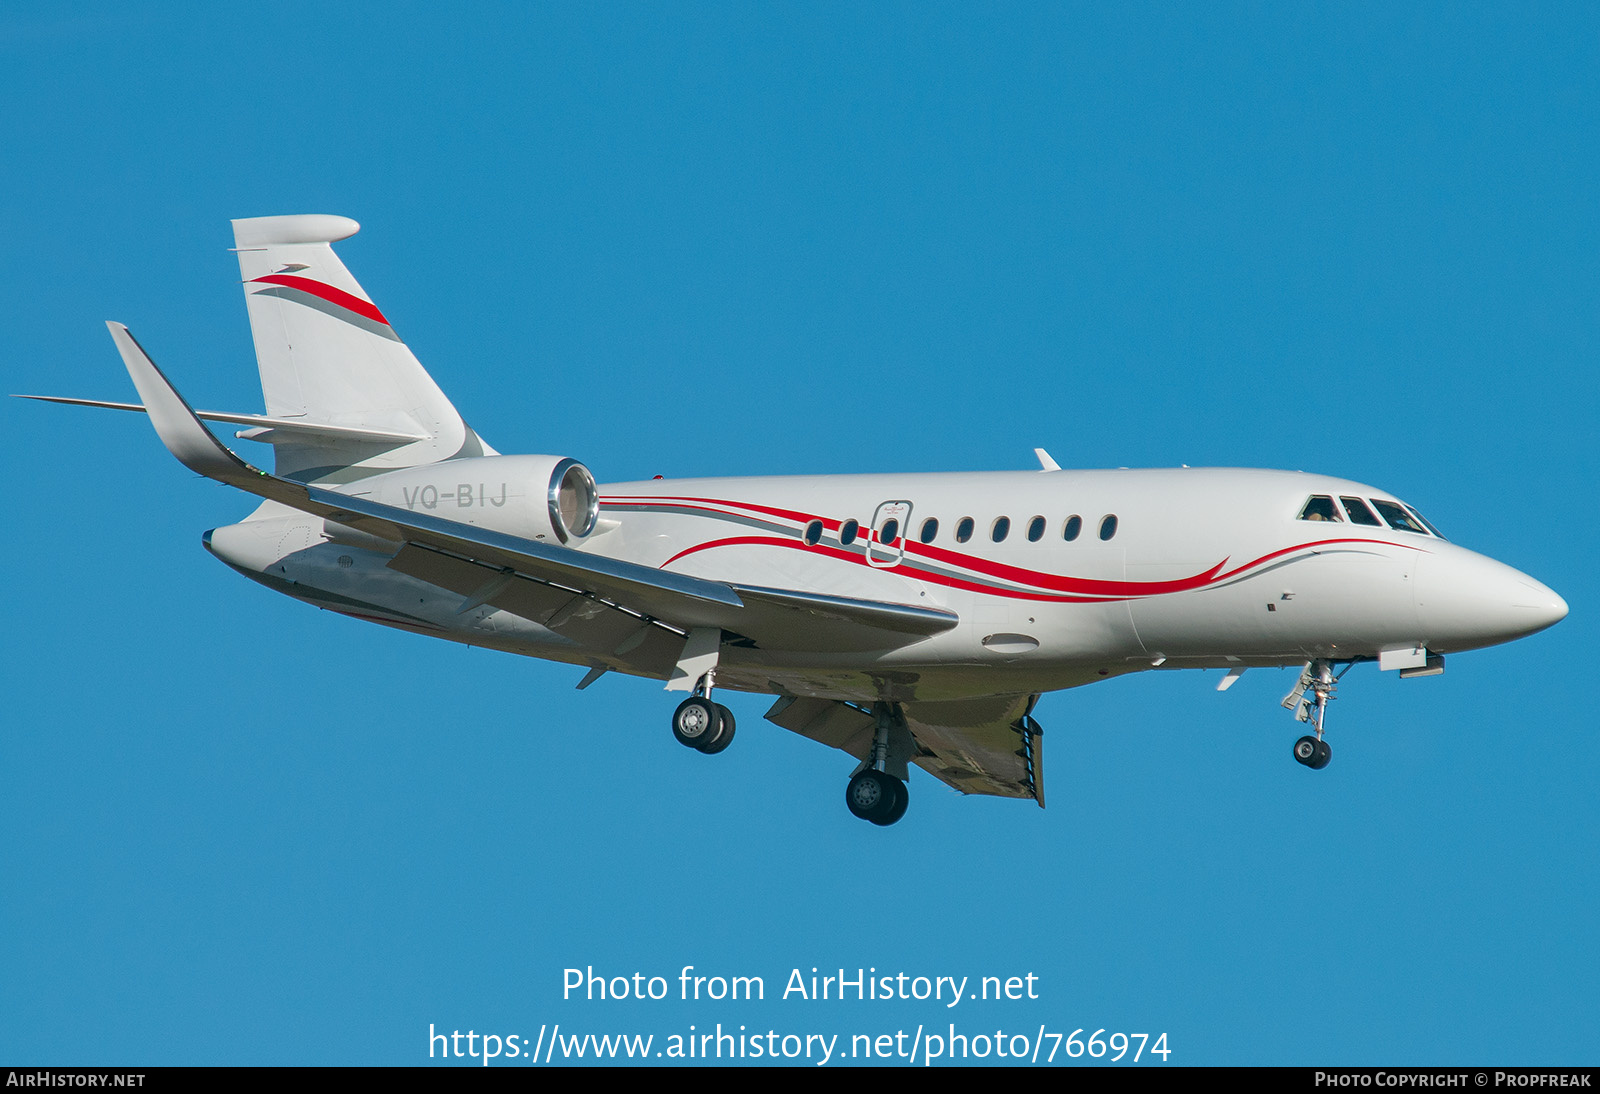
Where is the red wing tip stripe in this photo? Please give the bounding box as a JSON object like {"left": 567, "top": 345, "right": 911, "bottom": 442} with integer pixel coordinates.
{"left": 248, "top": 274, "right": 390, "bottom": 326}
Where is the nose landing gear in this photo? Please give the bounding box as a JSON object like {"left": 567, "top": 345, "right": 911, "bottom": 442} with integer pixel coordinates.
{"left": 1293, "top": 734, "right": 1332, "bottom": 769}
{"left": 1282, "top": 659, "right": 1349, "bottom": 770}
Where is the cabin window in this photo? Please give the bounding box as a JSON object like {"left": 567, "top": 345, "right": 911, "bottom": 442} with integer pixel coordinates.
{"left": 919, "top": 518, "right": 939, "bottom": 543}
{"left": 1027, "top": 515, "right": 1046, "bottom": 542}
{"left": 955, "top": 517, "right": 975, "bottom": 543}
{"left": 1372, "top": 500, "right": 1428, "bottom": 535}
{"left": 879, "top": 518, "right": 900, "bottom": 545}
{"left": 1063, "top": 515, "right": 1082, "bottom": 541}
{"left": 803, "top": 520, "right": 823, "bottom": 545}
{"left": 1099, "top": 514, "right": 1118, "bottom": 541}
{"left": 840, "top": 519, "right": 859, "bottom": 545}
{"left": 991, "top": 516, "right": 1011, "bottom": 542}
{"left": 1298, "top": 496, "right": 1343, "bottom": 522}
{"left": 1340, "top": 497, "right": 1381, "bottom": 526}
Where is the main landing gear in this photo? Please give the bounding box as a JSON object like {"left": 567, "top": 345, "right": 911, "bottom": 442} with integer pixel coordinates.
{"left": 1282, "top": 658, "right": 1352, "bottom": 770}
{"left": 845, "top": 703, "right": 910, "bottom": 827}
{"left": 671, "top": 672, "right": 736, "bottom": 756}
{"left": 667, "top": 683, "right": 910, "bottom": 826}
{"left": 846, "top": 768, "right": 908, "bottom": 827}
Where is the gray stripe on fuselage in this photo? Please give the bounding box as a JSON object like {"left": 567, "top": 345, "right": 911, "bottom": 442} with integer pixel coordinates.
{"left": 609, "top": 503, "right": 790, "bottom": 537}
{"left": 1205, "top": 546, "right": 1394, "bottom": 592}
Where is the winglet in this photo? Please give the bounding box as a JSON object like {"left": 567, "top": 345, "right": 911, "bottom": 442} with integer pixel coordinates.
{"left": 105, "top": 321, "right": 262, "bottom": 487}
{"left": 1033, "top": 447, "right": 1061, "bottom": 472}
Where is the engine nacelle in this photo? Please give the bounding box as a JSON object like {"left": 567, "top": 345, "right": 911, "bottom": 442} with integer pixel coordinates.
{"left": 332, "top": 454, "right": 599, "bottom": 545}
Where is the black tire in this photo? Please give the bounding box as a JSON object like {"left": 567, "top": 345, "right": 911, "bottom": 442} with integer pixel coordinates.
{"left": 1311, "top": 738, "right": 1332, "bottom": 770}
{"left": 672, "top": 697, "right": 721, "bottom": 750}
{"left": 882, "top": 776, "right": 909, "bottom": 825}
{"left": 699, "top": 703, "right": 737, "bottom": 755}
{"left": 846, "top": 770, "right": 906, "bottom": 825}
{"left": 845, "top": 770, "right": 891, "bottom": 822}
{"left": 1293, "top": 735, "right": 1320, "bottom": 767}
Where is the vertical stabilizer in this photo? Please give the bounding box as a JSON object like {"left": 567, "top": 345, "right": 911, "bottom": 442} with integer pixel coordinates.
{"left": 231, "top": 214, "right": 493, "bottom": 483}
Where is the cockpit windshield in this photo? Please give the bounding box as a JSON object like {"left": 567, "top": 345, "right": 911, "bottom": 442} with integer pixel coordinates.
{"left": 1296, "top": 494, "right": 1445, "bottom": 539}
{"left": 1372, "top": 499, "right": 1430, "bottom": 536}
{"left": 1340, "top": 497, "right": 1382, "bottom": 526}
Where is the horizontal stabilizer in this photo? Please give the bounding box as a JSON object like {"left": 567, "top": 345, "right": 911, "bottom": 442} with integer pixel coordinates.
{"left": 14, "top": 394, "right": 428, "bottom": 445}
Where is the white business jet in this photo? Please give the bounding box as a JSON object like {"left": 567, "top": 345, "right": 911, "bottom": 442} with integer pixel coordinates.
{"left": 27, "top": 215, "right": 1568, "bottom": 826}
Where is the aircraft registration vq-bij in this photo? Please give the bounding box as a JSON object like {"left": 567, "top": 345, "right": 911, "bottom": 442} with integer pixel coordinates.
{"left": 26, "top": 215, "right": 1569, "bottom": 825}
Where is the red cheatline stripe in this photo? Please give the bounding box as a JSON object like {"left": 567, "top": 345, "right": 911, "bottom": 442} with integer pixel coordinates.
{"left": 661, "top": 535, "right": 1122, "bottom": 603}
{"left": 910, "top": 534, "right": 1417, "bottom": 596}
{"left": 248, "top": 274, "right": 390, "bottom": 326}
{"left": 608, "top": 492, "right": 1199, "bottom": 594}
{"left": 615, "top": 493, "right": 1211, "bottom": 595}
{"left": 661, "top": 530, "right": 1425, "bottom": 603}
{"left": 614, "top": 493, "right": 1426, "bottom": 597}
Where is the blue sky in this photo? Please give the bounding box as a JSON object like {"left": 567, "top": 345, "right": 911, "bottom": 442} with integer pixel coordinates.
{"left": 4, "top": 2, "right": 1596, "bottom": 1066}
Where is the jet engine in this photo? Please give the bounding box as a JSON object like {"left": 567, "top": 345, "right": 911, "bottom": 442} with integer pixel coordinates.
{"left": 329, "top": 454, "right": 600, "bottom": 546}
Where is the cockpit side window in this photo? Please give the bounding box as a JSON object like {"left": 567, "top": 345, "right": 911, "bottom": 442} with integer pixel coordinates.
{"left": 1372, "top": 499, "right": 1429, "bottom": 535}
{"left": 1340, "top": 496, "right": 1382, "bottom": 526}
{"left": 1297, "top": 495, "right": 1343, "bottom": 522}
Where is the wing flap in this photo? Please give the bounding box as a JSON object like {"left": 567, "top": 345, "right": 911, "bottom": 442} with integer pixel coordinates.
{"left": 385, "top": 543, "right": 683, "bottom": 677}
{"left": 764, "top": 694, "right": 1044, "bottom": 805}
{"left": 764, "top": 696, "right": 878, "bottom": 757}
{"left": 903, "top": 698, "right": 1043, "bottom": 804}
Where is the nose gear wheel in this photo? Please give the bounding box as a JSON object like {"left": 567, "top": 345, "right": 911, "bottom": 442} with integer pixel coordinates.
{"left": 1281, "top": 659, "right": 1350, "bottom": 770}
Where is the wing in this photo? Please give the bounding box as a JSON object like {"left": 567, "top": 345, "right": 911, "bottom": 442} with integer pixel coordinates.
{"left": 106, "top": 323, "right": 959, "bottom": 658}
{"left": 764, "top": 694, "right": 1045, "bottom": 805}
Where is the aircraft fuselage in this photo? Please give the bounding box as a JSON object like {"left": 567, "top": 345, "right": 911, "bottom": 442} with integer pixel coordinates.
{"left": 205, "top": 465, "right": 1565, "bottom": 707}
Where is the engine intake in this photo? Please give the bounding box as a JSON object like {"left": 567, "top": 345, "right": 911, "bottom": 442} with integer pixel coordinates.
{"left": 547, "top": 457, "right": 598, "bottom": 543}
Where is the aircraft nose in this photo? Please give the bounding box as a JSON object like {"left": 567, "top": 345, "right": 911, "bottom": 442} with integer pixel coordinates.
{"left": 1415, "top": 548, "right": 1568, "bottom": 651}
